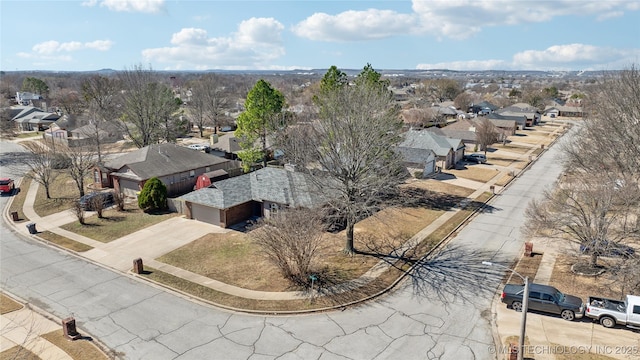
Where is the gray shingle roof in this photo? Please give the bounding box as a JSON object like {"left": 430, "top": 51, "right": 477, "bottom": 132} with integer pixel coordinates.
{"left": 179, "top": 167, "right": 329, "bottom": 210}
{"left": 397, "top": 147, "right": 435, "bottom": 164}
{"left": 104, "top": 143, "right": 230, "bottom": 180}
{"left": 400, "top": 130, "right": 463, "bottom": 156}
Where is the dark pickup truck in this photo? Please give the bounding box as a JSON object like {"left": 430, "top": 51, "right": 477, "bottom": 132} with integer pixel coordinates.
{"left": 501, "top": 283, "right": 584, "bottom": 321}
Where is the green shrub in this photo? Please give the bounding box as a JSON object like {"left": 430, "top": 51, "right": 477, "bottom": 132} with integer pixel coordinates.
{"left": 138, "top": 177, "right": 167, "bottom": 212}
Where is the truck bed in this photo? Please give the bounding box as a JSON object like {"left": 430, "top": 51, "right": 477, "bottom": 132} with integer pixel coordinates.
{"left": 588, "top": 296, "right": 626, "bottom": 313}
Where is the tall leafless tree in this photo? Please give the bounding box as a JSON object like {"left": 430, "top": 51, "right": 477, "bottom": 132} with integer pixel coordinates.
{"left": 81, "top": 75, "right": 119, "bottom": 163}
{"left": 62, "top": 144, "right": 96, "bottom": 198}
{"left": 279, "top": 65, "right": 407, "bottom": 254}
{"left": 525, "top": 173, "right": 639, "bottom": 269}
{"left": 18, "top": 141, "right": 58, "bottom": 199}
{"left": 188, "top": 74, "right": 228, "bottom": 138}
{"left": 116, "top": 65, "right": 180, "bottom": 147}
{"left": 475, "top": 117, "right": 499, "bottom": 152}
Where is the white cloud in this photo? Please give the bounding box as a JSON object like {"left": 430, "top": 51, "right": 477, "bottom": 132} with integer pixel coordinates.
{"left": 512, "top": 44, "right": 640, "bottom": 70}
{"left": 294, "top": 0, "right": 637, "bottom": 42}
{"left": 82, "top": 0, "right": 164, "bottom": 13}
{"left": 80, "top": 0, "right": 98, "bottom": 7}
{"left": 31, "top": 40, "right": 113, "bottom": 55}
{"left": 416, "top": 59, "right": 509, "bottom": 71}
{"left": 292, "top": 9, "right": 418, "bottom": 42}
{"left": 142, "top": 18, "right": 286, "bottom": 70}
{"left": 416, "top": 44, "right": 640, "bottom": 71}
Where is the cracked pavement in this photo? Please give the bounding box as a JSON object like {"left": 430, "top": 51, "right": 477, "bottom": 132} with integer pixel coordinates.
{"left": 0, "top": 129, "right": 572, "bottom": 359}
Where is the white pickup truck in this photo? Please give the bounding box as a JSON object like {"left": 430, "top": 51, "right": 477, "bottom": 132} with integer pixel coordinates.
{"left": 585, "top": 294, "right": 640, "bottom": 329}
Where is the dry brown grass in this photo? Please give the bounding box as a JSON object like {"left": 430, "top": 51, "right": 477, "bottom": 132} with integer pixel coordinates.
{"left": 157, "top": 206, "right": 443, "bottom": 292}
{"left": 443, "top": 166, "right": 501, "bottom": 183}
{"left": 37, "top": 231, "right": 93, "bottom": 252}
{"left": 509, "top": 252, "right": 543, "bottom": 284}
{"left": 0, "top": 346, "right": 40, "bottom": 360}
{"left": 33, "top": 171, "right": 92, "bottom": 217}
{"left": 41, "top": 330, "right": 109, "bottom": 360}
{"left": 60, "top": 207, "right": 177, "bottom": 243}
{"left": 494, "top": 173, "right": 515, "bottom": 187}
{"left": 494, "top": 144, "right": 533, "bottom": 154}
{"left": 548, "top": 255, "right": 625, "bottom": 301}
{"left": 1, "top": 293, "right": 23, "bottom": 314}
{"left": 7, "top": 177, "right": 31, "bottom": 223}
{"left": 403, "top": 179, "right": 474, "bottom": 198}
{"left": 488, "top": 156, "right": 523, "bottom": 167}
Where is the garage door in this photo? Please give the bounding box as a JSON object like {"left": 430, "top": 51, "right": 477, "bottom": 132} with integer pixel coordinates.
{"left": 119, "top": 179, "right": 139, "bottom": 197}
{"left": 191, "top": 203, "right": 220, "bottom": 226}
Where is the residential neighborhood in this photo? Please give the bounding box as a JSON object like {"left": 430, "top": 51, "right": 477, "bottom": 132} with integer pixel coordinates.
{"left": 1, "top": 67, "right": 638, "bottom": 360}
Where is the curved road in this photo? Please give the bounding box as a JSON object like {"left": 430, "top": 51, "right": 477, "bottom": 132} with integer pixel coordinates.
{"left": 0, "top": 127, "right": 572, "bottom": 360}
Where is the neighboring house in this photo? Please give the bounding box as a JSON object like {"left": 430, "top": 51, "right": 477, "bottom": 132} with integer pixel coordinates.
{"left": 400, "top": 130, "right": 464, "bottom": 170}
{"left": 495, "top": 103, "right": 540, "bottom": 126}
{"left": 15, "top": 92, "right": 43, "bottom": 105}
{"left": 70, "top": 122, "right": 123, "bottom": 147}
{"left": 396, "top": 147, "right": 437, "bottom": 178}
{"left": 427, "top": 126, "right": 476, "bottom": 145}
{"left": 93, "top": 143, "right": 234, "bottom": 197}
{"left": 179, "top": 166, "right": 329, "bottom": 228}
{"left": 545, "top": 104, "right": 583, "bottom": 118}
{"left": 487, "top": 112, "right": 528, "bottom": 130}
{"left": 209, "top": 133, "right": 241, "bottom": 160}
{"left": 9, "top": 105, "right": 59, "bottom": 131}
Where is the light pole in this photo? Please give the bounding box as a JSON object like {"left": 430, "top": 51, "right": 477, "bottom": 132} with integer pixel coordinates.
{"left": 483, "top": 261, "right": 529, "bottom": 360}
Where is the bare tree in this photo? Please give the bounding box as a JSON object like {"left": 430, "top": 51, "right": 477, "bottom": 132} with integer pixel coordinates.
{"left": 189, "top": 74, "right": 228, "bottom": 137}
{"left": 19, "top": 141, "right": 58, "bottom": 199}
{"left": 280, "top": 65, "right": 407, "bottom": 254}
{"left": 563, "top": 66, "right": 640, "bottom": 186}
{"left": 72, "top": 199, "right": 86, "bottom": 225}
{"left": 525, "top": 173, "right": 639, "bottom": 269}
{"left": 453, "top": 91, "right": 476, "bottom": 112}
{"left": 62, "top": 144, "right": 96, "bottom": 198}
{"left": 116, "top": 65, "right": 180, "bottom": 147}
{"left": 51, "top": 88, "right": 85, "bottom": 116}
{"left": 475, "top": 117, "right": 499, "bottom": 152}
{"left": 81, "top": 75, "right": 119, "bottom": 163}
{"left": 250, "top": 208, "right": 325, "bottom": 285}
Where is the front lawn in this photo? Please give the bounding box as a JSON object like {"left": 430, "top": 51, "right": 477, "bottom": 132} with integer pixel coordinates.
{"left": 60, "top": 206, "right": 177, "bottom": 243}
{"left": 33, "top": 171, "right": 92, "bottom": 217}
{"left": 443, "top": 166, "right": 501, "bottom": 183}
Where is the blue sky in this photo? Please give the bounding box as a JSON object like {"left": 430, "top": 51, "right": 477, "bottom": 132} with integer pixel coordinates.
{"left": 1, "top": 0, "right": 639, "bottom": 72}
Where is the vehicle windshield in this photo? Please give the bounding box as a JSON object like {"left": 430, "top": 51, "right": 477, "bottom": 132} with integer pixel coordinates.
{"left": 0, "top": 180, "right": 10, "bottom": 185}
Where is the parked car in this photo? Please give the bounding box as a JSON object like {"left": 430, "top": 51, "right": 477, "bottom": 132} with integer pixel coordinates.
{"left": 78, "top": 192, "right": 114, "bottom": 210}
{"left": 188, "top": 144, "right": 210, "bottom": 151}
{"left": 0, "top": 178, "right": 15, "bottom": 195}
{"left": 586, "top": 295, "right": 640, "bottom": 329}
{"left": 464, "top": 153, "right": 487, "bottom": 164}
{"left": 500, "top": 283, "right": 584, "bottom": 321}
{"left": 579, "top": 240, "right": 635, "bottom": 258}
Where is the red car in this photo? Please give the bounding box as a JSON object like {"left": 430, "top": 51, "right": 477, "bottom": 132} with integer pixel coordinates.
{"left": 0, "top": 178, "right": 15, "bottom": 195}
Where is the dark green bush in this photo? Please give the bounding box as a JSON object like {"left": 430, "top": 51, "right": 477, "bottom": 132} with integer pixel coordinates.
{"left": 138, "top": 177, "right": 167, "bottom": 212}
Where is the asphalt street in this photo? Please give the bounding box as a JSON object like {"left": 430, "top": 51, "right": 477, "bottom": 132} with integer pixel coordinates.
{"left": 0, "top": 127, "right": 573, "bottom": 360}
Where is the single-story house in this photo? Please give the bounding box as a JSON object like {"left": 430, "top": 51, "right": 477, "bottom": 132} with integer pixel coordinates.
{"left": 70, "top": 122, "right": 123, "bottom": 147}
{"left": 179, "top": 166, "right": 329, "bottom": 228}
{"left": 93, "top": 143, "right": 234, "bottom": 197}
{"left": 9, "top": 105, "right": 59, "bottom": 131}
{"left": 209, "top": 133, "right": 241, "bottom": 160}
{"left": 487, "top": 113, "right": 528, "bottom": 130}
{"left": 400, "top": 130, "right": 465, "bottom": 170}
{"left": 396, "top": 147, "right": 437, "bottom": 178}
{"left": 495, "top": 103, "right": 540, "bottom": 126}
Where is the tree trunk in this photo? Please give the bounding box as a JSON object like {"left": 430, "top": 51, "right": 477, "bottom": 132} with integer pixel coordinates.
{"left": 45, "top": 186, "right": 51, "bottom": 199}
{"left": 344, "top": 220, "right": 355, "bottom": 255}
{"left": 590, "top": 252, "right": 598, "bottom": 268}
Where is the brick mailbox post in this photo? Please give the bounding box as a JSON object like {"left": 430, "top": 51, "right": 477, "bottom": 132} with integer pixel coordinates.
{"left": 62, "top": 317, "right": 81, "bottom": 340}
{"left": 133, "top": 258, "right": 144, "bottom": 274}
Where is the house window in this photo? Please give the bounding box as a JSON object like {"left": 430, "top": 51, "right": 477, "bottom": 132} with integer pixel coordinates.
{"left": 190, "top": 170, "right": 195, "bottom": 177}
{"left": 93, "top": 170, "right": 100, "bottom": 183}
{"left": 270, "top": 203, "right": 279, "bottom": 213}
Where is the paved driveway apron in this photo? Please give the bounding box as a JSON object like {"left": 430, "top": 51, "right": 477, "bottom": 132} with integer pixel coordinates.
{"left": 0, "top": 129, "right": 573, "bottom": 360}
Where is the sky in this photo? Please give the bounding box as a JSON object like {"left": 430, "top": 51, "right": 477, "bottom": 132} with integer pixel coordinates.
{"left": 1, "top": 0, "right": 639, "bottom": 72}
